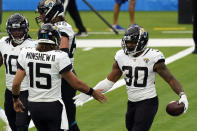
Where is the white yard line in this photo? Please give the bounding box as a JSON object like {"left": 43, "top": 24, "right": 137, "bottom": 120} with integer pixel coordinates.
{"left": 77, "top": 38, "right": 194, "bottom": 48}
{"left": 77, "top": 46, "right": 194, "bottom": 106}
{"left": 82, "top": 47, "right": 94, "bottom": 51}
{"left": 87, "top": 32, "right": 125, "bottom": 35}
{"left": 162, "top": 31, "right": 192, "bottom": 34}
{"left": 80, "top": 38, "right": 194, "bottom": 51}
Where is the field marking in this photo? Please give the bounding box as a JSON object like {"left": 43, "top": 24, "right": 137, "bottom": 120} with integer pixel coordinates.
{"left": 77, "top": 38, "right": 194, "bottom": 48}
{"left": 154, "top": 27, "right": 186, "bottom": 31}
{"left": 82, "top": 47, "right": 94, "bottom": 51}
{"left": 80, "top": 38, "right": 194, "bottom": 51}
{"left": 162, "top": 31, "right": 192, "bottom": 34}
{"left": 77, "top": 46, "right": 194, "bottom": 106}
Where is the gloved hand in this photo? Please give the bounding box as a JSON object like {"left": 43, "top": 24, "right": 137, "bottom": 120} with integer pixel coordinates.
{"left": 179, "top": 94, "right": 188, "bottom": 113}
{"left": 73, "top": 93, "right": 91, "bottom": 106}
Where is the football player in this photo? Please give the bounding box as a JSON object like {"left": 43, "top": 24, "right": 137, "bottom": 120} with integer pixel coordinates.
{"left": 73, "top": 25, "right": 189, "bottom": 131}
{"left": 11, "top": 23, "right": 106, "bottom": 131}
{"left": 36, "top": 0, "right": 80, "bottom": 130}
{"left": 0, "top": 13, "right": 36, "bottom": 131}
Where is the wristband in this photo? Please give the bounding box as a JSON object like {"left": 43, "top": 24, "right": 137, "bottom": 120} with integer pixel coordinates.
{"left": 12, "top": 94, "right": 19, "bottom": 100}
{"left": 86, "top": 88, "right": 94, "bottom": 96}
{"left": 179, "top": 92, "right": 185, "bottom": 97}
{"left": 60, "top": 48, "right": 69, "bottom": 54}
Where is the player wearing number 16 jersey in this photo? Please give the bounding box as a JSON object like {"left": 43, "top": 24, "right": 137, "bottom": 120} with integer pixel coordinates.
{"left": 0, "top": 13, "right": 36, "bottom": 131}
{"left": 73, "top": 24, "right": 189, "bottom": 131}
{"left": 11, "top": 23, "right": 106, "bottom": 131}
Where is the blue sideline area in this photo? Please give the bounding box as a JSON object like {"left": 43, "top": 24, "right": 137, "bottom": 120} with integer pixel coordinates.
{"left": 3, "top": 0, "right": 177, "bottom": 11}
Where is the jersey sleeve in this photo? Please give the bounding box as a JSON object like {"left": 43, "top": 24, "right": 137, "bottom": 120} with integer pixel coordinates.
{"left": 17, "top": 48, "right": 26, "bottom": 70}
{"left": 114, "top": 50, "right": 122, "bottom": 62}
{"left": 56, "top": 22, "right": 74, "bottom": 38}
{"left": 0, "top": 37, "right": 8, "bottom": 52}
{"left": 59, "top": 52, "right": 72, "bottom": 74}
{"left": 153, "top": 50, "right": 165, "bottom": 64}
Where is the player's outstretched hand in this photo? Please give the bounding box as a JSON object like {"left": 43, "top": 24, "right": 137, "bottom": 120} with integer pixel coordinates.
{"left": 92, "top": 89, "right": 107, "bottom": 103}
{"left": 179, "top": 94, "right": 188, "bottom": 113}
{"left": 73, "top": 89, "right": 107, "bottom": 106}
{"left": 73, "top": 93, "right": 91, "bottom": 106}
{"left": 13, "top": 98, "right": 25, "bottom": 113}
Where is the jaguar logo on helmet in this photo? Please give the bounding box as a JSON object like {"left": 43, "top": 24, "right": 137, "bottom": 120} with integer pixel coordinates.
{"left": 35, "top": 0, "right": 64, "bottom": 24}
{"left": 45, "top": 0, "right": 56, "bottom": 7}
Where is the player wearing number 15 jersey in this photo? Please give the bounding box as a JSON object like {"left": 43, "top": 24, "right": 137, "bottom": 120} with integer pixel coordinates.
{"left": 73, "top": 24, "right": 189, "bottom": 131}
{"left": 36, "top": 0, "right": 79, "bottom": 130}
{"left": 0, "top": 13, "right": 36, "bottom": 131}
{"left": 11, "top": 23, "right": 106, "bottom": 131}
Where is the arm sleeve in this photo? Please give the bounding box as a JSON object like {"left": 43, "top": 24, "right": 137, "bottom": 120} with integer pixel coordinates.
{"left": 153, "top": 50, "right": 165, "bottom": 64}
{"left": 57, "top": 22, "right": 73, "bottom": 38}
{"left": 93, "top": 78, "right": 115, "bottom": 93}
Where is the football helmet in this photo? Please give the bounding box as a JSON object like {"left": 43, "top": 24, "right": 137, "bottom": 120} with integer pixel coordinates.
{"left": 121, "top": 25, "right": 149, "bottom": 55}
{"left": 6, "top": 13, "right": 29, "bottom": 45}
{"left": 38, "top": 23, "right": 61, "bottom": 46}
{"left": 35, "top": 0, "right": 64, "bottom": 24}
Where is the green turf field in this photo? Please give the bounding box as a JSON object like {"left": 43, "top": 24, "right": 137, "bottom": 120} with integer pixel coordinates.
{"left": 0, "top": 11, "right": 196, "bottom": 131}
{"left": 0, "top": 11, "right": 193, "bottom": 39}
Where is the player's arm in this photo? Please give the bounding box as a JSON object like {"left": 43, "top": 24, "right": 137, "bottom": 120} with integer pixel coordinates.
{"left": 59, "top": 34, "right": 69, "bottom": 54}
{"left": 94, "top": 60, "right": 122, "bottom": 93}
{"left": 61, "top": 70, "right": 107, "bottom": 103}
{"left": 61, "top": 70, "right": 92, "bottom": 93}
{"left": 154, "top": 62, "right": 183, "bottom": 95}
{"left": 73, "top": 61, "right": 122, "bottom": 106}
{"left": 154, "top": 62, "right": 188, "bottom": 112}
{"left": 12, "top": 68, "right": 26, "bottom": 112}
{"left": 0, "top": 52, "right": 3, "bottom": 67}
{"left": 107, "top": 61, "right": 122, "bottom": 82}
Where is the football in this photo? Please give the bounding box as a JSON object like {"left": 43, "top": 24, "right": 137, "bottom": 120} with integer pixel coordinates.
{"left": 166, "top": 101, "right": 185, "bottom": 116}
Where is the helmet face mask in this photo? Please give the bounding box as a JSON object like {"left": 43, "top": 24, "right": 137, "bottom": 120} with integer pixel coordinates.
{"left": 38, "top": 23, "right": 61, "bottom": 46}
{"left": 35, "top": 0, "right": 64, "bottom": 25}
{"left": 10, "top": 28, "right": 26, "bottom": 44}
{"left": 6, "top": 13, "right": 29, "bottom": 45}
{"left": 121, "top": 25, "right": 149, "bottom": 56}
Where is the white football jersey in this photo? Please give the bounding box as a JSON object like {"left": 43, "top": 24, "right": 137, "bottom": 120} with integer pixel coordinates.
{"left": 54, "top": 21, "right": 76, "bottom": 65}
{"left": 0, "top": 36, "right": 37, "bottom": 91}
{"left": 17, "top": 47, "right": 72, "bottom": 102}
{"left": 115, "top": 48, "right": 165, "bottom": 102}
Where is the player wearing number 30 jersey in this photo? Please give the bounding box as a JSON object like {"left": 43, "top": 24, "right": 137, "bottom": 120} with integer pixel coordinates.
{"left": 0, "top": 13, "right": 36, "bottom": 131}
{"left": 115, "top": 46, "right": 164, "bottom": 102}
{"left": 73, "top": 24, "right": 189, "bottom": 131}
